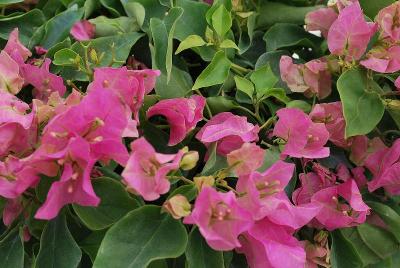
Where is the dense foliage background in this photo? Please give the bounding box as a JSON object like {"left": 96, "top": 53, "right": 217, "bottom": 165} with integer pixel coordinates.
{"left": 1, "top": 0, "right": 400, "bottom": 267}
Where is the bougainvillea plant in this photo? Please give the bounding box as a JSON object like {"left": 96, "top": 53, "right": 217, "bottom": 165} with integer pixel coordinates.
{"left": 1, "top": 0, "right": 400, "bottom": 267}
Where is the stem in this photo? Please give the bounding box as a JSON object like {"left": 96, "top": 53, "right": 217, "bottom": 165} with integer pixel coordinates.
{"left": 194, "top": 89, "right": 213, "bottom": 120}
{"left": 381, "top": 91, "right": 400, "bottom": 96}
{"left": 216, "top": 182, "right": 239, "bottom": 195}
{"left": 231, "top": 63, "right": 251, "bottom": 74}
{"left": 235, "top": 105, "right": 263, "bottom": 124}
{"left": 311, "top": 94, "right": 317, "bottom": 109}
{"left": 259, "top": 116, "right": 275, "bottom": 130}
{"left": 168, "top": 176, "right": 194, "bottom": 185}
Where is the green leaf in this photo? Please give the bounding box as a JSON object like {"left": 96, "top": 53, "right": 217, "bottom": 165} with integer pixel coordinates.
{"left": 0, "top": 0, "right": 23, "bottom": 5}
{"left": 186, "top": 228, "right": 224, "bottom": 268}
{"left": 93, "top": 205, "right": 188, "bottom": 268}
{"left": 201, "top": 142, "right": 228, "bottom": 176}
{"left": 0, "top": 227, "right": 24, "bottom": 268}
{"left": 80, "top": 230, "right": 107, "bottom": 262}
{"left": 211, "top": 4, "right": 232, "bottom": 38}
{"left": 175, "top": 35, "right": 206, "bottom": 54}
{"left": 250, "top": 64, "right": 278, "bottom": 98}
{"left": 234, "top": 76, "right": 254, "bottom": 99}
{"left": 73, "top": 178, "right": 140, "bottom": 230}
{"left": 0, "top": 9, "right": 45, "bottom": 45}
{"left": 53, "top": 48, "right": 83, "bottom": 67}
{"left": 263, "top": 23, "right": 321, "bottom": 52}
{"left": 169, "top": 184, "right": 198, "bottom": 202}
{"left": 35, "top": 213, "right": 82, "bottom": 268}
{"left": 219, "top": 39, "right": 239, "bottom": 50}
{"left": 192, "top": 51, "right": 231, "bottom": 90}
{"left": 99, "top": 0, "right": 125, "bottom": 16}
{"left": 331, "top": 230, "right": 363, "bottom": 268}
{"left": 367, "top": 201, "right": 400, "bottom": 242}
{"left": 174, "top": 0, "right": 209, "bottom": 41}
{"left": 89, "top": 16, "right": 140, "bottom": 37}
{"left": 84, "top": 0, "right": 101, "bottom": 19}
{"left": 121, "top": 1, "right": 145, "bottom": 27}
{"left": 359, "top": 0, "right": 395, "bottom": 19}
{"left": 286, "top": 100, "right": 311, "bottom": 113}
{"left": 337, "top": 68, "right": 385, "bottom": 137}
{"left": 155, "top": 65, "right": 192, "bottom": 99}
{"left": 40, "top": 6, "right": 84, "bottom": 49}
{"left": 206, "top": 96, "right": 239, "bottom": 114}
{"left": 357, "top": 223, "right": 400, "bottom": 259}
{"left": 122, "top": 0, "right": 167, "bottom": 31}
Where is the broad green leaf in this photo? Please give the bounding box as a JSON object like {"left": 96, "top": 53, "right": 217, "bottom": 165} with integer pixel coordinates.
{"left": 357, "top": 223, "right": 400, "bottom": 259}
{"left": 121, "top": 1, "right": 145, "bottom": 27}
{"left": 219, "top": 39, "right": 239, "bottom": 50}
{"left": 250, "top": 65, "right": 278, "bottom": 97}
{"left": 263, "top": 23, "right": 321, "bottom": 52}
{"left": 186, "top": 228, "right": 224, "bottom": 268}
{"left": 367, "top": 201, "right": 400, "bottom": 242}
{"left": 256, "top": 2, "right": 324, "bottom": 28}
{"left": 192, "top": 51, "right": 231, "bottom": 90}
{"left": 201, "top": 142, "right": 228, "bottom": 176}
{"left": 0, "top": 0, "right": 23, "bottom": 5}
{"left": 93, "top": 205, "right": 188, "bottom": 268}
{"left": 175, "top": 35, "right": 206, "bottom": 54}
{"left": 261, "top": 88, "right": 290, "bottom": 104}
{"left": 99, "top": 0, "right": 125, "bottom": 16}
{"left": 89, "top": 16, "right": 140, "bottom": 37}
{"left": 40, "top": 7, "right": 84, "bottom": 49}
{"left": 53, "top": 48, "right": 83, "bottom": 67}
{"left": 0, "top": 9, "right": 45, "bottom": 44}
{"left": 337, "top": 68, "right": 385, "bottom": 137}
{"left": 175, "top": 0, "right": 209, "bottom": 41}
{"left": 286, "top": 100, "right": 311, "bottom": 113}
{"left": 155, "top": 65, "right": 193, "bottom": 99}
{"left": 84, "top": 0, "right": 101, "bottom": 18}
{"left": 331, "top": 230, "right": 363, "bottom": 268}
{"left": 169, "top": 184, "right": 198, "bottom": 201}
{"left": 0, "top": 227, "right": 24, "bottom": 268}
{"left": 122, "top": 0, "right": 167, "bottom": 31}
{"left": 234, "top": 76, "right": 254, "bottom": 99}
{"left": 206, "top": 96, "right": 239, "bottom": 114}
{"left": 35, "top": 214, "right": 82, "bottom": 268}
{"left": 359, "top": 0, "right": 395, "bottom": 19}
{"left": 80, "top": 230, "right": 107, "bottom": 262}
{"left": 73, "top": 178, "right": 140, "bottom": 230}
{"left": 237, "top": 12, "right": 257, "bottom": 54}
{"left": 46, "top": 38, "right": 72, "bottom": 59}
{"left": 211, "top": 4, "right": 231, "bottom": 38}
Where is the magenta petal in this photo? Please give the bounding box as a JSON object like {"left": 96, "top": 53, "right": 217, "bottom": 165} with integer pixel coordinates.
{"left": 70, "top": 20, "right": 96, "bottom": 41}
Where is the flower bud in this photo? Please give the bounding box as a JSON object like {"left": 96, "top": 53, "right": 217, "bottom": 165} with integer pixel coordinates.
{"left": 90, "top": 48, "right": 99, "bottom": 64}
{"left": 194, "top": 176, "right": 215, "bottom": 191}
{"left": 163, "top": 195, "right": 191, "bottom": 219}
{"left": 386, "top": 99, "right": 400, "bottom": 110}
{"left": 180, "top": 151, "right": 199, "bottom": 170}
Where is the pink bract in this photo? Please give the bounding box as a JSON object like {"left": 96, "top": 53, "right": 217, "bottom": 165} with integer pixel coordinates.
{"left": 70, "top": 20, "right": 96, "bottom": 41}
{"left": 0, "top": 51, "right": 24, "bottom": 95}
{"left": 147, "top": 95, "right": 206, "bottom": 146}
{"left": 305, "top": 7, "right": 338, "bottom": 38}
{"left": 360, "top": 45, "right": 400, "bottom": 73}
{"left": 196, "top": 112, "right": 259, "bottom": 155}
{"left": 122, "top": 137, "right": 184, "bottom": 201}
{"left": 273, "top": 108, "right": 330, "bottom": 159}
{"left": 4, "top": 28, "right": 31, "bottom": 64}
{"left": 184, "top": 186, "right": 253, "bottom": 251}
{"left": 376, "top": 2, "right": 400, "bottom": 41}
{"left": 227, "top": 143, "right": 265, "bottom": 176}
{"left": 327, "top": 2, "right": 377, "bottom": 61}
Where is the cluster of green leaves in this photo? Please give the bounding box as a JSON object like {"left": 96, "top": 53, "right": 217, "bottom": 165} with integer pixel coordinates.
{"left": 0, "top": 0, "right": 400, "bottom": 267}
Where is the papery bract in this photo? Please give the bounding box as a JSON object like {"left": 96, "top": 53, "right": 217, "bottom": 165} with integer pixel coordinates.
{"left": 327, "top": 2, "right": 377, "bottom": 61}
{"left": 4, "top": 28, "right": 31, "bottom": 64}
{"left": 21, "top": 59, "right": 66, "bottom": 101}
{"left": 366, "top": 139, "right": 400, "bottom": 195}
{"left": 147, "top": 95, "right": 205, "bottom": 146}
{"left": 238, "top": 218, "right": 306, "bottom": 268}
{"left": 311, "top": 179, "right": 370, "bottom": 230}
{"left": 196, "top": 112, "right": 259, "bottom": 155}
{"left": 184, "top": 186, "right": 253, "bottom": 251}
{"left": 70, "top": 20, "right": 96, "bottom": 41}
{"left": 349, "top": 136, "right": 386, "bottom": 166}
{"left": 305, "top": 8, "right": 338, "bottom": 38}
{"left": 310, "top": 102, "right": 350, "bottom": 148}
{"left": 0, "top": 51, "right": 24, "bottom": 95}
{"left": 293, "top": 172, "right": 335, "bottom": 205}
{"left": 360, "top": 45, "right": 400, "bottom": 73}
{"left": 376, "top": 2, "right": 400, "bottom": 41}
{"left": 122, "top": 138, "right": 183, "bottom": 201}
{"left": 227, "top": 143, "right": 265, "bottom": 176}
{"left": 273, "top": 108, "right": 330, "bottom": 159}
{"left": 280, "top": 56, "right": 332, "bottom": 99}
{"left": 35, "top": 137, "right": 100, "bottom": 220}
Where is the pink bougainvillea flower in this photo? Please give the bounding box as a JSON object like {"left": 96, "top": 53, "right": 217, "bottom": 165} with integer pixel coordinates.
{"left": 4, "top": 28, "right": 31, "bottom": 64}
{"left": 310, "top": 102, "right": 350, "bottom": 148}
{"left": 35, "top": 137, "right": 100, "bottom": 220}
{"left": 238, "top": 218, "right": 306, "bottom": 268}
{"left": 365, "top": 139, "right": 400, "bottom": 195}
{"left": 227, "top": 143, "right": 265, "bottom": 176}
{"left": 21, "top": 59, "right": 66, "bottom": 100}
{"left": 360, "top": 45, "right": 400, "bottom": 73}
{"left": 0, "top": 51, "right": 24, "bottom": 95}
{"left": 305, "top": 7, "right": 338, "bottom": 38}
{"left": 40, "top": 86, "right": 129, "bottom": 165}
{"left": 395, "top": 76, "right": 400, "bottom": 90}
{"left": 34, "top": 46, "right": 48, "bottom": 55}
{"left": 349, "top": 136, "right": 386, "bottom": 166}
{"left": 327, "top": 2, "right": 377, "bottom": 61}
{"left": 280, "top": 56, "right": 332, "bottom": 99}
{"left": 311, "top": 179, "right": 370, "bottom": 230}
{"left": 376, "top": 2, "right": 400, "bottom": 41}
{"left": 236, "top": 161, "right": 319, "bottom": 229}
{"left": 70, "top": 20, "right": 96, "bottom": 41}
{"left": 196, "top": 112, "right": 259, "bottom": 155}
{"left": 128, "top": 69, "right": 161, "bottom": 95}
{"left": 336, "top": 163, "right": 368, "bottom": 188}
{"left": 303, "top": 240, "right": 330, "bottom": 268}
{"left": 122, "top": 137, "right": 184, "bottom": 201}
{"left": 184, "top": 186, "right": 253, "bottom": 251}
{"left": 273, "top": 108, "right": 330, "bottom": 159}
{"left": 0, "top": 91, "right": 36, "bottom": 156}
{"left": 0, "top": 156, "right": 39, "bottom": 199}
{"left": 147, "top": 95, "right": 205, "bottom": 146}
{"left": 334, "top": 0, "right": 358, "bottom": 11}
{"left": 293, "top": 172, "right": 335, "bottom": 206}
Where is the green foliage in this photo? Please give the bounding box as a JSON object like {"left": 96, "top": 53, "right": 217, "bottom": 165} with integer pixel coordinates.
{"left": 0, "top": 227, "right": 24, "bottom": 268}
